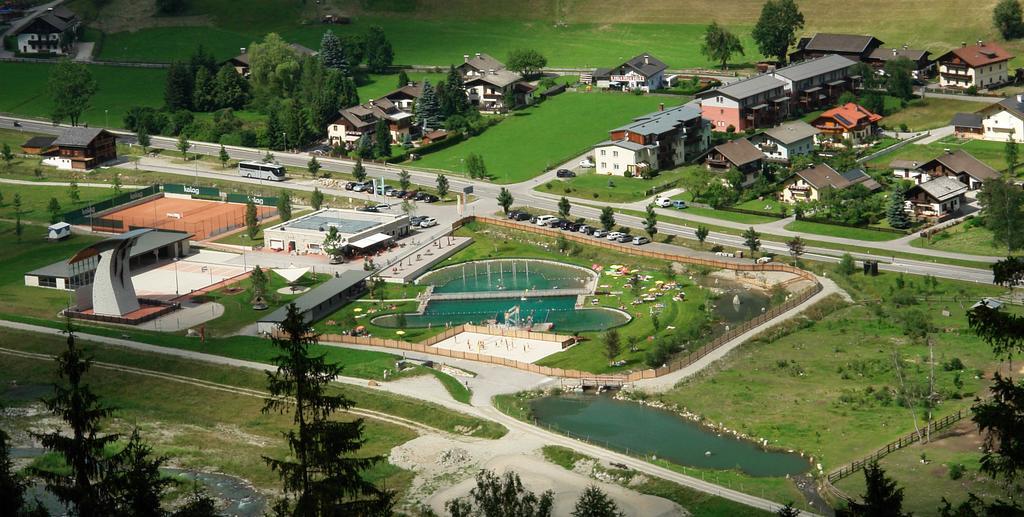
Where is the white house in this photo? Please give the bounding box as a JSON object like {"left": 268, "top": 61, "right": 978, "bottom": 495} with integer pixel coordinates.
{"left": 889, "top": 159, "right": 927, "bottom": 184}
{"left": 748, "top": 120, "right": 820, "bottom": 163}
{"left": 936, "top": 41, "right": 1013, "bottom": 90}
{"left": 591, "top": 54, "right": 668, "bottom": 92}
{"left": 592, "top": 104, "right": 709, "bottom": 176}
{"left": 977, "top": 95, "right": 1024, "bottom": 142}
{"left": 10, "top": 6, "right": 79, "bottom": 56}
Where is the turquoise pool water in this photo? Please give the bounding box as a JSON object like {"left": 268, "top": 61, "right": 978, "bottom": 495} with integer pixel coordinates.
{"left": 530, "top": 394, "right": 810, "bottom": 477}
{"left": 373, "top": 296, "right": 630, "bottom": 332}
{"left": 420, "top": 260, "right": 593, "bottom": 294}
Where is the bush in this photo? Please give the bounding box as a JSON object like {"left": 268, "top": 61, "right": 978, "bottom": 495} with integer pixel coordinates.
{"left": 943, "top": 357, "right": 966, "bottom": 371}
{"left": 948, "top": 463, "right": 966, "bottom": 480}
{"left": 837, "top": 253, "right": 856, "bottom": 275}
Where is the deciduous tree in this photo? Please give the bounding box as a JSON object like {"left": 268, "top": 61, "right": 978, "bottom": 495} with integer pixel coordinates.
{"left": 600, "top": 206, "right": 616, "bottom": 231}
{"left": 177, "top": 134, "right": 191, "bottom": 159}
{"left": 644, "top": 204, "right": 658, "bottom": 239}
{"left": 69, "top": 181, "right": 80, "bottom": 203}
{"left": 436, "top": 173, "right": 450, "bottom": 200}
{"left": 245, "top": 199, "right": 258, "bottom": 239}
{"left": 497, "top": 187, "right": 514, "bottom": 214}
{"left": 506, "top": 48, "right": 548, "bottom": 77}
{"left": 446, "top": 469, "right": 552, "bottom": 517}
{"left": 603, "top": 329, "right": 621, "bottom": 363}
{"left": 1, "top": 143, "right": 13, "bottom": 170}
{"left": 695, "top": 225, "right": 709, "bottom": 247}
{"left": 263, "top": 303, "right": 393, "bottom": 514}
{"left": 277, "top": 189, "right": 292, "bottom": 221}
{"left": 48, "top": 60, "right": 97, "bottom": 126}
{"left": 884, "top": 58, "right": 915, "bottom": 100}
{"left": 742, "top": 226, "right": 761, "bottom": 257}
{"left": 573, "top": 484, "right": 624, "bottom": 517}
{"left": 558, "top": 196, "right": 572, "bottom": 219}
{"left": 250, "top": 265, "right": 268, "bottom": 299}
{"left": 398, "top": 169, "right": 411, "bottom": 191}
{"left": 310, "top": 187, "right": 324, "bottom": 210}
{"left": 323, "top": 227, "right": 345, "bottom": 262}
{"left": 786, "top": 235, "right": 805, "bottom": 263}
{"left": 701, "top": 22, "right": 745, "bottom": 70}
{"left": 751, "top": 0, "right": 805, "bottom": 64}
{"left": 994, "top": 0, "right": 1024, "bottom": 39}
{"left": 353, "top": 157, "right": 367, "bottom": 183}
{"left": 977, "top": 177, "right": 1024, "bottom": 253}
{"left": 364, "top": 26, "right": 394, "bottom": 73}
{"left": 48, "top": 197, "right": 62, "bottom": 224}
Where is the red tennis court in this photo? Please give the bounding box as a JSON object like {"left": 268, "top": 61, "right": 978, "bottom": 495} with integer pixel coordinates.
{"left": 96, "top": 195, "right": 275, "bottom": 240}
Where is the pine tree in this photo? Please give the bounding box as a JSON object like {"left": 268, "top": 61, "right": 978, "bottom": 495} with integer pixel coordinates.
{"left": 414, "top": 80, "right": 442, "bottom": 130}
{"left": 396, "top": 70, "right": 410, "bottom": 88}
{"left": 108, "top": 429, "right": 172, "bottom": 517}
{"left": 887, "top": 185, "right": 911, "bottom": 229}
{"left": 30, "top": 321, "right": 120, "bottom": 516}
{"left": 338, "top": 76, "right": 359, "bottom": 110}
{"left": 603, "top": 330, "right": 621, "bottom": 364}
{"left": 600, "top": 206, "right": 616, "bottom": 231}
{"left": 849, "top": 461, "right": 907, "bottom": 516}
{"left": 263, "top": 304, "right": 393, "bottom": 515}
{"left": 219, "top": 145, "right": 230, "bottom": 168}
{"left": 265, "top": 107, "right": 285, "bottom": 151}
{"left": 436, "top": 174, "right": 449, "bottom": 200}
{"left": 0, "top": 419, "right": 29, "bottom": 516}
{"left": 644, "top": 204, "right": 658, "bottom": 239}
{"left": 398, "top": 169, "right": 411, "bottom": 191}
{"left": 164, "top": 61, "right": 194, "bottom": 111}
{"left": 277, "top": 189, "right": 292, "bottom": 222}
{"left": 572, "top": 484, "right": 624, "bottom": 517}
{"left": 48, "top": 197, "right": 62, "bottom": 224}
{"left": 69, "top": 181, "right": 80, "bottom": 204}
{"left": 497, "top": 187, "right": 514, "bottom": 214}
{"left": 374, "top": 118, "right": 392, "bottom": 158}
{"left": 307, "top": 156, "right": 321, "bottom": 178}
{"left": 441, "top": 65, "right": 470, "bottom": 117}
{"left": 1006, "top": 131, "right": 1019, "bottom": 176}
{"left": 319, "top": 30, "right": 347, "bottom": 71}
{"left": 245, "top": 199, "right": 259, "bottom": 239}
{"left": 353, "top": 158, "right": 367, "bottom": 182}
{"left": 250, "top": 265, "right": 268, "bottom": 300}
{"left": 192, "top": 66, "right": 216, "bottom": 112}
{"left": 695, "top": 225, "right": 709, "bottom": 248}
{"left": 364, "top": 26, "right": 394, "bottom": 73}
{"left": 742, "top": 226, "right": 761, "bottom": 257}
{"left": 1, "top": 143, "right": 14, "bottom": 170}
{"left": 558, "top": 196, "right": 571, "bottom": 219}
{"left": 213, "top": 63, "right": 249, "bottom": 110}
{"left": 311, "top": 187, "right": 324, "bottom": 210}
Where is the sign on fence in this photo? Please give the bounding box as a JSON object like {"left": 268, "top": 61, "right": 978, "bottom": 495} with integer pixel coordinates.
{"left": 62, "top": 185, "right": 160, "bottom": 224}
{"left": 164, "top": 184, "right": 220, "bottom": 198}
{"left": 225, "top": 193, "right": 278, "bottom": 206}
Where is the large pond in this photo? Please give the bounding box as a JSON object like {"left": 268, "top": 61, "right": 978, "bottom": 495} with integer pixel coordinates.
{"left": 530, "top": 394, "right": 809, "bottom": 477}
{"left": 373, "top": 296, "right": 630, "bottom": 333}
{"left": 419, "top": 259, "right": 595, "bottom": 293}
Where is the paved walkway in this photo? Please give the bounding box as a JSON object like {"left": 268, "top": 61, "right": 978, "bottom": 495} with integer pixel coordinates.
{"left": 915, "top": 125, "right": 955, "bottom": 145}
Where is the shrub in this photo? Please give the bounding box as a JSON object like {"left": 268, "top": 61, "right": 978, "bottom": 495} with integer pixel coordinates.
{"left": 943, "top": 357, "right": 965, "bottom": 371}
{"left": 837, "top": 253, "right": 856, "bottom": 275}
{"left": 948, "top": 463, "right": 966, "bottom": 480}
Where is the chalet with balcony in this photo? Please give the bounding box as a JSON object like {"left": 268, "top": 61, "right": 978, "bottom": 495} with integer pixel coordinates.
{"left": 917, "top": 149, "right": 999, "bottom": 190}
{"left": 865, "top": 46, "right": 934, "bottom": 79}
{"left": 749, "top": 120, "right": 820, "bottom": 163}
{"left": 904, "top": 176, "right": 967, "bottom": 220}
{"left": 593, "top": 103, "right": 709, "bottom": 176}
{"left": 889, "top": 159, "right": 928, "bottom": 184}
{"left": 706, "top": 138, "right": 765, "bottom": 184}
{"left": 379, "top": 83, "right": 423, "bottom": 112}
{"left": 10, "top": 6, "right": 79, "bottom": 56}
{"left": 977, "top": 95, "right": 1024, "bottom": 142}
{"left": 811, "top": 103, "right": 882, "bottom": 145}
{"left": 779, "top": 164, "right": 881, "bottom": 203}
{"left": 327, "top": 98, "right": 412, "bottom": 147}
{"left": 589, "top": 54, "right": 669, "bottom": 92}
{"left": 936, "top": 41, "right": 1013, "bottom": 90}
{"left": 21, "top": 135, "right": 57, "bottom": 155}
{"left": 463, "top": 69, "right": 534, "bottom": 112}
{"left": 457, "top": 52, "right": 507, "bottom": 79}
{"left": 41, "top": 128, "right": 116, "bottom": 170}
{"left": 790, "top": 33, "right": 885, "bottom": 63}
{"left": 698, "top": 54, "right": 856, "bottom": 132}
{"left": 951, "top": 112, "right": 984, "bottom": 140}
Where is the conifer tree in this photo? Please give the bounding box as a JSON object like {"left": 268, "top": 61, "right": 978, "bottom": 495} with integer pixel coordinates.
{"left": 374, "top": 119, "right": 392, "bottom": 158}
{"left": 319, "top": 30, "right": 347, "bottom": 72}
{"left": 414, "top": 80, "right": 442, "bottom": 130}
{"left": 887, "top": 184, "right": 911, "bottom": 230}
{"left": 245, "top": 199, "right": 259, "bottom": 239}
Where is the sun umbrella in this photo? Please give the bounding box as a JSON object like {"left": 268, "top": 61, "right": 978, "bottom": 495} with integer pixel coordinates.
{"left": 353, "top": 307, "right": 363, "bottom": 313}
{"left": 648, "top": 287, "right": 658, "bottom": 292}
{"left": 396, "top": 330, "right": 406, "bottom": 336}
{"left": 630, "top": 269, "right": 640, "bottom": 273}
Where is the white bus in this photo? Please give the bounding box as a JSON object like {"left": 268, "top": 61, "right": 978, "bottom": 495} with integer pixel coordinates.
{"left": 238, "top": 161, "right": 286, "bottom": 181}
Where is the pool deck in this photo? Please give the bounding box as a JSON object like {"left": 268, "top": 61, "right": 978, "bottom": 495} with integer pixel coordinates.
{"left": 381, "top": 236, "right": 474, "bottom": 283}
{"left": 430, "top": 331, "right": 570, "bottom": 364}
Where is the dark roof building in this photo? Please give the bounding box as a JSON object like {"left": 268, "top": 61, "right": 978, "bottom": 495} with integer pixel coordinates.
{"left": 790, "top": 33, "right": 885, "bottom": 62}
{"left": 10, "top": 6, "right": 80, "bottom": 55}
{"left": 457, "top": 52, "right": 506, "bottom": 78}
{"left": 49, "top": 127, "right": 117, "bottom": 170}
{"left": 257, "top": 269, "right": 374, "bottom": 334}
{"left": 706, "top": 138, "right": 766, "bottom": 177}
{"left": 227, "top": 44, "right": 317, "bottom": 76}
{"left": 591, "top": 53, "right": 669, "bottom": 91}
{"left": 919, "top": 150, "right": 999, "bottom": 189}
{"left": 21, "top": 135, "right": 57, "bottom": 155}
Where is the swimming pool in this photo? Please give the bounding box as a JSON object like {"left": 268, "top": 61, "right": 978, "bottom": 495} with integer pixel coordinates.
{"left": 372, "top": 295, "right": 631, "bottom": 333}
{"left": 418, "top": 259, "right": 596, "bottom": 294}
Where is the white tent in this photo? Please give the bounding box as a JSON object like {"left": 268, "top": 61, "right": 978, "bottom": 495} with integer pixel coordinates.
{"left": 272, "top": 267, "right": 310, "bottom": 283}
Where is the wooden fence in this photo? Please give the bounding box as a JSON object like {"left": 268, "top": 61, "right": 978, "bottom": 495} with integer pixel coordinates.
{"left": 317, "top": 216, "right": 824, "bottom": 383}
{"left": 826, "top": 409, "right": 967, "bottom": 483}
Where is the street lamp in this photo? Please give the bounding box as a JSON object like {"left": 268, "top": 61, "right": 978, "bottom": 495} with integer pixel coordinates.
{"left": 191, "top": 143, "right": 199, "bottom": 183}
{"left": 282, "top": 132, "right": 287, "bottom": 152}
{"left": 173, "top": 258, "right": 180, "bottom": 295}
{"left": 104, "top": 109, "right": 108, "bottom": 128}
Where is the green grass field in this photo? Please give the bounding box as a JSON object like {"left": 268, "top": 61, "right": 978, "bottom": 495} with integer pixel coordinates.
{"left": 657, "top": 271, "right": 1008, "bottom": 472}
{"left": 866, "top": 137, "right": 1007, "bottom": 172}
{"left": 415, "top": 93, "right": 682, "bottom": 183}
{"left": 910, "top": 221, "right": 1019, "bottom": 257}
{"left": 686, "top": 206, "right": 781, "bottom": 225}
{"left": 784, "top": 220, "right": 904, "bottom": 242}
{"left": 0, "top": 179, "right": 114, "bottom": 223}
{"left": 357, "top": 72, "right": 447, "bottom": 102}
{"left": 882, "top": 98, "right": 988, "bottom": 132}
{"left": 0, "top": 62, "right": 166, "bottom": 128}
{"left": 541, "top": 166, "right": 690, "bottom": 203}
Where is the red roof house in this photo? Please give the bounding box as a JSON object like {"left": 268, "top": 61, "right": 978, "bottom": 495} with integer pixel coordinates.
{"left": 937, "top": 41, "right": 1014, "bottom": 90}
{"left": 811, "top": 103, "right": 883, "bottom": 145}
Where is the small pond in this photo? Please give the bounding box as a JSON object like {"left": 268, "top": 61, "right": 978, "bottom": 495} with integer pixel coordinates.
{"left": 373, "top": 296, "right": 630, "bottom": 333}
{"left": 420, "top": 259, "right": 594, "bottom": 294}
{"left": 530, "top": 394, "right": 809, "bottom": 477}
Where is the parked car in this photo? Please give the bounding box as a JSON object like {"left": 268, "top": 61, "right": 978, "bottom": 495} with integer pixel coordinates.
{"left": 756, "top": 256, "right": 773, "bottom": 264}
{"left": 378, "top": 185, "right": 395, "bottom": 196}
{"left": 654, "top": 196, "right": 672, "bottom": 208}
{"left": 579, "top": 158, "right": 595, "bottom": 168}
{"left": 352, "top": 183, "right": 370, "bottom": 192}
{"left": 403, "top": 190, "right": 419, "bottom": 200}
{"left": 419, "top": 217, "right": 438, "bottom": 228}
{"left": 535, "top": 215, "right": 558, "bottom": 226}
{"left": 409, "top": 215, "right": 427, "bottom": 225}
{"left": 420, "top": 193, "right": 439, "bottom": 203}
{"left": 632, "top": 236, "right": 650, "bottom": 245}
{"left": 373, "top": 203, "right": 390, "bottom": 210}
{"left": 556, "top": 169, "right": 576, "bottom": 178}
{"left": 616, "top": 234, "right": 632, "bottom": 243}
{"left": 672, "top": 200, "right": 688, "bottom": 209}
{"left": 578, "top": 225, "right": 593, "bottom": 235}
{"left": 564, "top": 221, "right": 582, "bottom": 232}
{"left": 554, "top": 219, "right": 572, "bottom": 229}
{"left": 508, "top": 210, "right": 531, "bottom": 221}
{"left": 592, "top": 229, "right": 607, "bottom": 238}
{"left": 344, "top": 181, "right": 357, "bottom": 191}
{"left": 606, "top": 231, "right": 623, "bottom": 241}
{"left": 389, "top": 189, "right": 406, "bottom": 198}
{"left": 356, "top": 205, "right": 379, "bottom": 212}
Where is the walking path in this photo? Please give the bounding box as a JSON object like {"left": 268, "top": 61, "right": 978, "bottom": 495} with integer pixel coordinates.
{"left": 0, "top": 320, "right": 820, "bottom": 515}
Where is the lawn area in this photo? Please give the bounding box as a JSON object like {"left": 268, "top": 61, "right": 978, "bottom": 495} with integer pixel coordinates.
{"left": 784, "top": 220, "right": 904, "bottom": 242}
{"left": 541, "top": 165, "right": 691, "bottom": 203}
{"left": 910, "top": 220, "right": 1019, "bottom": 257}
{"left": 0, "top": 180, "right": 115, "bottom": 224}
{"left": 657, "top": 271, "right": 1009, "bottom": 472}
{"left": 882, "top": 98, "right": 989, "bottom": 132}
{"left": 735, "top": 198, "right": 784, "bottom": 213}
{"left": 832, "top": 421, "right": 1011, "bottom": 515}
{"left": 866, "top": 136, "right": 1007, "bottom": 172}
{"left": 402, "top": 92, "right": 684, "bottom": 183}
{"left": 0, "top": 334, "right": 417, "bottom": 494}
{"left": 0, "top": 62, "right": 166, "bottom": 128}
{"left": 198, "top": 269, "right": 330, "bottom": 336}
{"left": 685, "top": 206, "right": 781, "bottom": 225}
